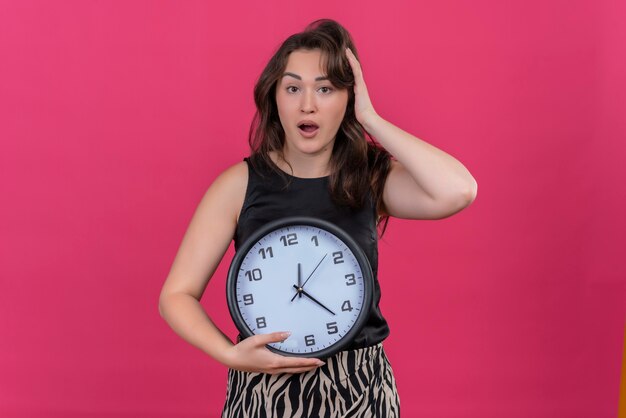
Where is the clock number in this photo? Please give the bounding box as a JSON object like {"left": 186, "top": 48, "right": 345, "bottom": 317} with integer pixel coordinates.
{"left": 245, "top": 268, "right": 262, "bottom": 281}
{"left": 305, "top": 335, "right": 316, "bottom": 346}
{"left": 332, "top": 251, "right": 344, "bottom": 264}
{"left": 243, "top": 294, "right": 254, "bottom": 305}
{"left": 341, "top": 300, "right": 353, "bottom": 312}
{"left": 326, "top": 322, "right": 338, "bottom": 335}
{"left": 280, "top": 233, "right": 298, "bottom": 246}
{"left": 344, "top": 273, "right": 356, "bottom": 286}
{"left": 256, "top": 317, "right": 266, "bottom": 329}
{"left": 311, "top": 236, "right": 319, "bottom": 246}
{"left": 258, "top": 247, "right": 274, "bottom": 259}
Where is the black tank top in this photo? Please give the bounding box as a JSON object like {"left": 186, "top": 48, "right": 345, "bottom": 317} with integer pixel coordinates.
{"left": 234, "top": 156, "right": 390, "bottom": 349}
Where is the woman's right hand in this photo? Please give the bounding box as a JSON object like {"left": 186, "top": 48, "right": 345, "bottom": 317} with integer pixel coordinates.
{"left": 224, "top": 331, "right": 325, "bottom": 374}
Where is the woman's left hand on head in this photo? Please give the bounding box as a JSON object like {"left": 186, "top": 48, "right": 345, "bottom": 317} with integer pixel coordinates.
{"left": 345, "top": 48, "right": 378, "bottom": 126}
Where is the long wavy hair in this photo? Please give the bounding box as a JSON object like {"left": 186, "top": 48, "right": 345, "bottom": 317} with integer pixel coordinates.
{"left": 248, "top": 19, "right": 392, "bottom": 234}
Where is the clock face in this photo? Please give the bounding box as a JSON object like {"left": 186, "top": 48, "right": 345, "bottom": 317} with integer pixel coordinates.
{"left": 227, "top": 217, "right": 373, "bottom": 358}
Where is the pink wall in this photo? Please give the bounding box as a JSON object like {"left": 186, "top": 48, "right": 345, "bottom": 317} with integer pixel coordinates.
{"left": 1, "top": 1, "right": 624, "bottom": 417}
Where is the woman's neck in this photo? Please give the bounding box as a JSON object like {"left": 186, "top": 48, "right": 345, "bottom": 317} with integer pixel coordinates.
{"left": 270, "top": 149, "right": 332, "bottom": 178}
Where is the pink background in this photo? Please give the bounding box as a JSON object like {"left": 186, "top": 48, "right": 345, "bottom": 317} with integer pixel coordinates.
{"left": 1, "top": 1, "right": 625, "bottom": 417}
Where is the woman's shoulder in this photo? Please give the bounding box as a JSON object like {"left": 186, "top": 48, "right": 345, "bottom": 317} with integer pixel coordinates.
{"left": 212, "top": 160, "right": 249, "bottom": 195}
{"left": 218, "top": 159, "right": 249, "bottom": 181}
{"left": 198, "top": 160, "right": 249, "bottom": 222}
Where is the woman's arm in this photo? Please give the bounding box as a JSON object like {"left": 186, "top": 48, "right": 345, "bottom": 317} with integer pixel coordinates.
{"left": 364, "top": 116, "right": 477, "bottom": 220}
{"left": 346, "top": 48, "right": 478, "bottom": 220}
{"left": 158, "top": 161, "right": 324, "bottom": 374}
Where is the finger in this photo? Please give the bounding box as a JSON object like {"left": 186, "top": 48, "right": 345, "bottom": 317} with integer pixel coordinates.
{"left": 345, "top": 48, "right": 357, "bottom": 68}
{"left": 255, "top": 331, "right": 291, "bottom": 345}
{"left": 272, "top": 366, "right": 320, "bottom": 375}
{"left": 276, "top": 357, "right": 325, "bottom": 369}
{"left": 345, "top": 48, "right": 362, "bottom": 71}
{"left": 271, "top": 357, "right": 325, "bottom": 373}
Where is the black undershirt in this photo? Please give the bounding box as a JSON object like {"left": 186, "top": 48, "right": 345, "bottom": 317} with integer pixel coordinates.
{"left": 233, "top": 156, "right": 390, "bottom": 350}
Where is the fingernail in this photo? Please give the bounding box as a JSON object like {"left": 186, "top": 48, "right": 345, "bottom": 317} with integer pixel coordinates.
{"left": 317, "top": 360, "right": 325, "bottom": 366}
{"left": 281, "top": 332, "right": 291, "bottom": 339}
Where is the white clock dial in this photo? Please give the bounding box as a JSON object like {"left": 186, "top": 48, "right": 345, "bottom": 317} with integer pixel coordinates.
{"left": 228, "top": 218, "right": 372, "bottom": 357}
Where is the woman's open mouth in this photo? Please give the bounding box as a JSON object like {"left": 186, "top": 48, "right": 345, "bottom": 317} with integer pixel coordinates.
{"left": 297, "top": 121, "right": 319, "bottom": 138}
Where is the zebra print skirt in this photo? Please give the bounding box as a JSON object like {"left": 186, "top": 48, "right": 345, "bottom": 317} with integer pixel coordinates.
{"left": 221, "top": 343, "right": 400, "bottom": 417}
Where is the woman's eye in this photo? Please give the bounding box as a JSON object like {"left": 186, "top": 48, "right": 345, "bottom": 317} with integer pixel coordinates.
{"left": 285, "top": 86, "right": 333, "bottom": 94}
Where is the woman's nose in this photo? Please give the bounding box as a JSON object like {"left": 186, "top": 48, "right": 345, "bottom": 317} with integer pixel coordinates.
{"left": 300, "top": 90, "right": 317, "bottom": 113}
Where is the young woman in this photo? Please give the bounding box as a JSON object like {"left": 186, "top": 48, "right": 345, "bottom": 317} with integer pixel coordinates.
{"left": 159, "top": 19, "right": 477, "bottom": 417}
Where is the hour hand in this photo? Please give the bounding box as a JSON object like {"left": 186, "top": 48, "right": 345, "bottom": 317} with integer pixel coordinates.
{"left": 293, "top": 285, "right": 335, "bottom": 315}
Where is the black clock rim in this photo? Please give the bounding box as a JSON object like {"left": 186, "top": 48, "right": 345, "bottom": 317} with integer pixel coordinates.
{"left": 226, "top": 216, "right": 374, "bottom": 359}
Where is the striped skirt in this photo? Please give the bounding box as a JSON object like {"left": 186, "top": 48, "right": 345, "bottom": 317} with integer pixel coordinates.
{"left": 221, "top": 343, "right": 400, "bottom": 417}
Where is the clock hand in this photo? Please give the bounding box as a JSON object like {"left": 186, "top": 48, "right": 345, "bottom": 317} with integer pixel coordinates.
{"left": 300, "top": 254, "right": 327, "bottom": 289}
{"left": 290, "top": 263, "right": 304, "bottom": 302}
{"left": 292, "top": 285, "right": 336, "bottom": 315}
{"left": 297, "top": 262, "right": 302, "bottom": 298}
{"left": 290, "top": 254, "right": 328, "bottom": 303}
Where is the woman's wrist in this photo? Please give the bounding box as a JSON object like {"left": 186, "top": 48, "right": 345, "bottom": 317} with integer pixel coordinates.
{"left": 359, "top": 111, "right": 383, "bottom": 137}
{"left": 206, "top": 337, "right": 236, "bottom": 368}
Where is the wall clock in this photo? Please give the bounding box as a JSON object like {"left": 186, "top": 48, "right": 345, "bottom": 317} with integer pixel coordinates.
{"left": 226, "top": 217, "right": 373, "bottom": 359}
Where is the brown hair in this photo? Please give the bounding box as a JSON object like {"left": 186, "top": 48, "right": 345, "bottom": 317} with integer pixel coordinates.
{"left": 248, "top": 19, "right": 392, "bottom": 234}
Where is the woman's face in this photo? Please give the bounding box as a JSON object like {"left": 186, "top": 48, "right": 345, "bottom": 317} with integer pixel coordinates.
{"left": 275, "top": 49, "right": 349, "bottom": 159}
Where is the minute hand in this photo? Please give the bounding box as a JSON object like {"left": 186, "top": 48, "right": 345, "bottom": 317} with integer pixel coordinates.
{"left": 300, "top": 253, "right": 327, "bottom": 289}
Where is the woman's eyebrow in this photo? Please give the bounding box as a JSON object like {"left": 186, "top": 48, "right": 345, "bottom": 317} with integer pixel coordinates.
{"left": 282, "top": 72, "right": 329, "bottom": 81}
